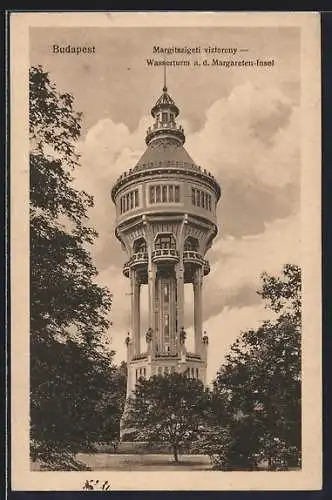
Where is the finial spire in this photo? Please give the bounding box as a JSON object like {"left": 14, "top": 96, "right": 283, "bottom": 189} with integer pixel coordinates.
{"left": 163, "top": 62, "right": 167, "bottom": 92}
{"left": 146, "top": 76, "right": 185, "bottom": 146}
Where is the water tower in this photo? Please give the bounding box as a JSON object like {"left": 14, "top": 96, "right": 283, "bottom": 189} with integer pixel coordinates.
{"left": 111, "top": 79, "right": 221, "bottom": 423}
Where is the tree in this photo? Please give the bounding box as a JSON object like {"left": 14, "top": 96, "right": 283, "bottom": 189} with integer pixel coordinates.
{"left": 190, "top": 392, "right": 233, "bottom": 470}
{"left": 30, "top": 64, "right": 112, "bottom": 349}
{"left": 123, "top": 373, "right": 210, "bottom": 462}
{"left": 210, "top": 264, "right": 301, "bottom": 470}
{"left": 29, "top": 66, "right": 120, "bottom": 468}
{"left": 93, "top": 361, "right": 127, "bottom": 446}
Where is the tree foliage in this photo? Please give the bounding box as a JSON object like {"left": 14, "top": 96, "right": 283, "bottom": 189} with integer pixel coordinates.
{"left": 210, "top": 264, "right": 301, "bottom": 470}
{"left": 123, "top": 373, "right": 210, "bottom": 462}
{"left": 29, "top": 66, "right": 124, "bottom": 467}
{"left": 30, "top": 65, "right": 111, "bottom": 348}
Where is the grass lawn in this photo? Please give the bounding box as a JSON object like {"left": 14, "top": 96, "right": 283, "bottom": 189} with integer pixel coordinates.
{"left": 31, "top": 453, "right": 211, "bottom": 471}
{"left": 30, "top": 453, "right": 300, "bottom": 472}
{"left": 77, "top": 453, "right": 211, "bottom": 471}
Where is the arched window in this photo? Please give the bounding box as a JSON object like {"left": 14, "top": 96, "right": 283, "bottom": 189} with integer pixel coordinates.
{"left": 191, "top": 188, "right": 196, "bottom": 205}
{"left": 201, "top": 191, "right": 205, "bottom": 208}
{"left": 133, "top": 237, "right": 147, "bottom": 254}
{"left": 154, "top": 233, "right": 176, "bottom": 250}
{"left": 162, "top": 185, "right": 168, "bottom": 202}
{"left": 134, "top": 190, "right": 139, "bottom": 207}
{"left": 156, "top": 186, "right": 161, "bottom": 203}
{"left": 149, "top": 186, "right": 155, "bottom": 204}
{"left": 205, "top": 192, "right": 209, "bottom": 210}
{"left": 184, "top": 237, "right": 199, "bottom": 252}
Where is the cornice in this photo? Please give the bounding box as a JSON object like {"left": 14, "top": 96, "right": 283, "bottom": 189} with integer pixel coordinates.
{"left": 111, "top": 164, "right": 221, "bottom": 202}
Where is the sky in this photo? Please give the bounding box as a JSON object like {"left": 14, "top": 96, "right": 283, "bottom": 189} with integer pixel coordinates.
{"left": 30, "top": 26, "right": 301, "bottom": 382}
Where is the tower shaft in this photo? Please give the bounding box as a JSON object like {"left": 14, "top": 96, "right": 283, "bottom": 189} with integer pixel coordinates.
{"left": 111, "top": 81, "right": 220, "bottom": 435}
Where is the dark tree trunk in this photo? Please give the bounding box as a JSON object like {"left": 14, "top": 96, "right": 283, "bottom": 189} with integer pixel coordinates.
{"left": 173, "top": 445, "right": 179, "bottom": 463}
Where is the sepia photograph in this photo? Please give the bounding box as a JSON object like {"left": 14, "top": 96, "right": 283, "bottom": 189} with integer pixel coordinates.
{"left": 10, "top": 11, "right": 322, "bottom": 491}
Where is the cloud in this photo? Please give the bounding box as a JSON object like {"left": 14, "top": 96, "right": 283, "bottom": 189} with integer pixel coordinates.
{"left": 183, "top": 301, "right": 276, "bottom": 384}
{"left": 187, "top": 82, "right": 299, "bottom": 187}
{"left": 186, "top": 82, "right": 300, "bottom": 237}
{"left": 72, "top": 116, "right": 150, "bottom": 269}
{"left": 94, "top": 264, "right": 130, "bottom": 365}
{"left": 204, "top": 212, "right": 300, "bottom": 319}
{"left": 204, "top": 304, "right": 275, "bottom": 383}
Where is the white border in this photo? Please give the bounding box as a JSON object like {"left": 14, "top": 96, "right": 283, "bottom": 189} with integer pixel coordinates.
{"left": 10, "top": 11, "right": 322, "bottom": 491}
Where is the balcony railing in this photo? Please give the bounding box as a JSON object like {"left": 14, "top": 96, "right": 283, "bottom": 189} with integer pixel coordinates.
{"left": 132, "top": 353, "right": 148, "bottom": 361}
{"left": 183, "top": 251, "right": 204, "bottom": 266}
{"left": 152, "top": 248, "right": 179, "bottom": 263}
{"left": 124, "top": 251, "right": 210, "bottom": 275}
{"left": 155, "top": 352, "right": 179, "bottom": 358}
{"left": 129, "top": 252, "right": 148, "bottom": 268}
{"left": 123, "top": 261, "right": 130, "bottom": 278}
{"left": 123, "top": 252, "right": 148, "bottom": 277}
{"left": 186, "top": 352, "right": 202, "bottom": 360}
{"left": 146, "top": 122, "right": 184, "bottom": 134}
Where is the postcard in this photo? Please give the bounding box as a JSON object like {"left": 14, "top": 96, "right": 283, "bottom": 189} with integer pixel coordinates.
{"left": 10, "top": 11, "right": 322, "bottom": 491}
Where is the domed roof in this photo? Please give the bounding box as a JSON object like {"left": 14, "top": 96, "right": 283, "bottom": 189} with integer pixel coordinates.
{"left": 155, "top": 88, "right": 176, "bottom": 107}
{"left": 151, "top": 86, "right": 179, "bottom": 118}
{"left": 134, "top": 137, "right": 196, "bottom": 171}
{"left": 111, "top": 81, "right": 221, "bottom": 202}
{"left": 137, "top": 82, "right": 201, "bottom": 171}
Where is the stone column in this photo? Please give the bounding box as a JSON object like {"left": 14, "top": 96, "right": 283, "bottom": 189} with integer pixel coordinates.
{"left": 170, "top": 275, "right": 177, "bottom": 354}
{"left": 176, "top": 213, "right": 188, "bottom": 354}
{"left": 130, "top": 268, "right": 136, "bottom": 353}
{"left": 193, "top": 267, "right": 203, "bottom": 354}
{"left": 134, "top": 280, "right": 141, "bottom": 354}
{"left": 176, "top": 262, "right": 185, "bottom": 354}
{"left": 148, "top": 263, "right": 157, "bottom": 353}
